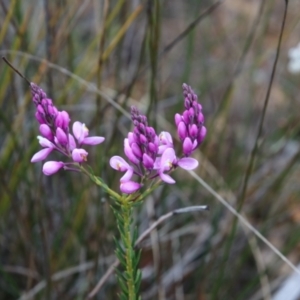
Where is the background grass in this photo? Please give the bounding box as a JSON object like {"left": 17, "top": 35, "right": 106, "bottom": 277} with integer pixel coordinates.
{"left": 1, "top": 0, "right": 300, "bottom": 299}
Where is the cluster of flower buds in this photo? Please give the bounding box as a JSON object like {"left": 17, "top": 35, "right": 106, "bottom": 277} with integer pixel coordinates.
{"left": 175, "top": 83, "right": 207, "bottom": 156}
{"left": 30, "top": 83, "right": 105, "bottom": 175}
{"left": 110, "top": 83, "right": 205, "bottom": 195}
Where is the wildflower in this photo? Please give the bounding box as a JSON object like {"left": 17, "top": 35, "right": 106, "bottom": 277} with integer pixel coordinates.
{"left": 175, "top": 84, "right": 207, "bottom": 156}
{"left": 288, "top": 42, "right": 300, "bottom": 74}
{"left": 43, "top": 161, "right": 65, "bottom": 176}
{"left": 30, "top": 83, "right": 105, "bottom": 175}
{"left": 156, "top": 147, "right": 198, "bottom": 184}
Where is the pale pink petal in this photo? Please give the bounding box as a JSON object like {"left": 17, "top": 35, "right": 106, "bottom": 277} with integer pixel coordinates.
{"left": 120, "top": 181, "right": 141, "bottom": 194}
{"left": 177, "top": 157, "right": 198, "bottom": 170}
{"left": 120, "top": 168, "right": 134, "bottom": 182}
{"left": 73, "top": 121, "right": 88, "bottom": 143}
{"left": 37, "top": 136, "right": 54, "bottom": 148}
{"left": 110, "top": 156, "right": 130, "bottom": 171}
{"left": 43, "top": 161, "right": 64, "bottom": 176}
{"left": 82, "top": 136, "right": 105, "bottom": 145}
{"left": 31, "top": 148, "right": 53, "bottom": 162}
{"left": 160, "top": 148, "right": 176, "bottom": 171}
{"left": 153, "top": 157, "right": 161, "bottom": 169}
{"left": 124, "top": 139, "right": 139, "bottom": 164}
{"left": 159, "top": 172, "right": 175, "bottom": 184}
{"left": 72, "top": 148, "right": 88, "bottom": 162}
{"left": 68, "top": 134, "right": 76, "bottom": 151}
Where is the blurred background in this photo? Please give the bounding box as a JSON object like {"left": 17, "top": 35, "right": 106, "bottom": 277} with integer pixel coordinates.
{"left": 1, "top": 0, "right": 300, "bottom": 299}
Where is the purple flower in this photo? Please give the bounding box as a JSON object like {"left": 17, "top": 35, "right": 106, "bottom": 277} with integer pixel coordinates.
{"left": 43, "top": 161, "right": 65, "bottom": 176}
{"left": 30, "top": 83, "right": 105, "bottom": 175}
{"left": 72, "top": 148, "right": 88, "bottom": 162}
{"left": 110, "top": 83, "right": 205, "bottom": 194}
{"left": 156, "top": 148, "right": 198, "bottom": 184}
{"left": 120, "top": 181, "right": 141, "bottom": 194}
{"left": 175, "top": 84, "right": 207, "bottom": 156}
{"left": 110, "top": 156, "right": 134, "bottom": 182}
{"left": 110, "top": 156, "right": 142, "bottom": 194}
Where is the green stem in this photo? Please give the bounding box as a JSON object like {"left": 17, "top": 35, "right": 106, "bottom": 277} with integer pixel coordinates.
{"left": 122, "top": 202, "right": 136, "bottom": 300}
{"left": 79, "top": 165, "right": 121, "bottom": 201}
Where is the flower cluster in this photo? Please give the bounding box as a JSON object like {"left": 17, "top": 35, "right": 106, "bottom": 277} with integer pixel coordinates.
{"left": 110, "top": 84, "right": 206, "bottom": 194}
{"left": 175, "top": 83, "right": 206, "bottom": 156}
{"left": 30, "top": 83, "right": 105, "bottom": 175}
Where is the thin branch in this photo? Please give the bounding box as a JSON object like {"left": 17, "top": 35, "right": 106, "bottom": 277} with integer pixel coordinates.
{"left": 188, "top": 170, "right": 300, "bottom": 277}
{"left": 2, "top": 57, "right": 31, "bottom": 85}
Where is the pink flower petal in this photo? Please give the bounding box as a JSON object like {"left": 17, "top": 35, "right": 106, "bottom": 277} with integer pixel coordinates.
{"left": 110, "top": 156, "right": 130, "bottom": 171}
{"left": 68, "top": 134, "right": 76, "bottom": 151}
{"left": 120, "top": 168, "right": 134, "bottom": 182}
{"left": 142, "top": 153, "right": 154, "bottom": 169}
{"left": 120, "top": 181, "right": 141, "bottom": 194}
{"left": 31, "top": 148, "right": 53, "bottom": 162}
{"left": 82, "top": 136, "right": 105, "bottom": 145}
{"left": 72, "top": 121, "right": 88, "bottom": 144}
{"left": 160, "top": 148, "right": 176, "bottom": 171}
{"left": 153, "top": 157, "right": 161, "bottom": 170}
{"left": 56, "top": 127, "right": 68, "bottom": 145}
{"left": 39, "top": 124, "right": 53, "bottom": 140}
{"left": 37, "top": 136, "right": 54, "bottom": 148}
{"left": 174, "top": 113, "right": 182, "bottom": 126}
{"left": 183, "top": 137, "right": 193, "bottom": 156}
{"left": 72, "top": 148, "right": 88, "bottom": 162}
{"left": 124, "top": 139, "right": 139, "bottom": 164}
{"left": 177, "top": 157, "right": 198, "bottom": 170}
{"left": 72, "top": 121, "right": 82, "bottom": 140}
{"left": 159, "top": 172, "right": 175, "bottom": 184}
{"left": 197, "top": 126, "right": 207, "bottom": 144}
{"left": 43, "top": 161, "right": 64, "bottom": 175}
{"left": 177, "top": 122, "right": 187, "bottom": 141}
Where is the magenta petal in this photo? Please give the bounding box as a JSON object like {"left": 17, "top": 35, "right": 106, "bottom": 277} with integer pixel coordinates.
{"left": 31, "top": 148, "right": 53, "bottom": 162}
{"left": 189, "top": 124, "right": 198, "bottom": 138}
{"left": 177, "top": 157, "right": 198, "bottom": 170}
{"left": 72, "top": 148, "right": 88, "bottom": 162}
{"left": 43, "top": 161, "right": 64, "bottom": 176}
{"left": 68, "top": 134, "right": 76, "bottom": 151}
{"left": 82, "top": 136, "right": 105, "bottom": 145}
{"left": 177, "top": 122, "right": 187, "bottom": 140}
{"left": 120, "top": 168, "right": 134, "bottom": 182}
{"left": 131, "top": 143, "right": 142, "bottom": 158}
{"left": 142, "top": 153, "right": 154, "bottom": 169}
{"left": 183, "top": 137, "right": 193, "bottom": 156}
{"left": 61, "top": 111, "right": 70, "bottom": 129}
{"left": 35, "top": 111, "right": 45, "bottom": 124}
{"left": 39, "top": 124, "right": 53, "bottom": 140}
{"left": 120, "top": 181, "right": 141, "bottom": 194}
{"left": 124, "top": 139, "right": 140, "bottom": 164}
{"left": 174, "top": 113, "right": 182, "bottom": 126}
{"left": 110, "top": 156, "right": 130, "bottom": 171}
{"left": 159, "top": 172, "right": 176, "bottom": 184}
{"left": 56, "top": 127, "right": 68, "bottom": 145}
{"left": 128, "top": 132, "right": 135, "bottom": 145}
{"left": 197, "top": 126, "right": 207, "bottom": 144}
